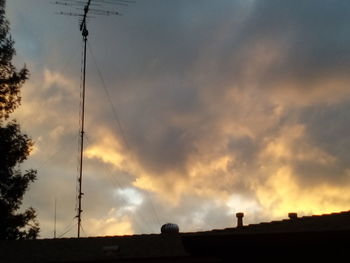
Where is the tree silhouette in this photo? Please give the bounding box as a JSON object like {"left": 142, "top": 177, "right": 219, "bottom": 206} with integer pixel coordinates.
{"left": 0, "top": 0, "right": 39, "bottom": 239}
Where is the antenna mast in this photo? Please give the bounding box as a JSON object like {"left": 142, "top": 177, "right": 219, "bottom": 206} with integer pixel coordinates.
{"left": 77, "top": 0, "right": 90, "bottom": 239}
{"left": 54, "top": 0, "right": 132, "bottom": 238}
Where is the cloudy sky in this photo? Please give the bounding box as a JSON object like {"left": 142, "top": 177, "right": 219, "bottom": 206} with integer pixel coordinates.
{"left": 6, "top": 0, "right": 350, "bottom": 238}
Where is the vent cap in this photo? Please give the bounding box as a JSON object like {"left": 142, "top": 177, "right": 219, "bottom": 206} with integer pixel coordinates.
{"left": 161, "top": 223, "right": 179, "bottom": 234}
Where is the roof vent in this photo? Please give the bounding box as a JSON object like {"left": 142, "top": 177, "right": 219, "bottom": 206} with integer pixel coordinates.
{"left": 161, "top": 223, "right": 179, "bottom": 234}
{"left": 236, "top": 212, "right": 244, "bottom": 227}
{"left": 288, "top": 212, "right": 298, "bottom": 220}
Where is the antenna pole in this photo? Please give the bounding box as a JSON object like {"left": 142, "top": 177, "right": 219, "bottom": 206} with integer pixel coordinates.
{"left": 53, "top": 0, "right": 130, "bottom": 239}
{"left": 77, "top": 0, "right": 90, "bottom": 239}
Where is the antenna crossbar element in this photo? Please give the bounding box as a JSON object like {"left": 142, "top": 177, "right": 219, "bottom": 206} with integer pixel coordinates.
{"left": 93, "top": 0, "right": 132, "bottom": 2}
{"left": 52, "top": 1, "right": 76, "bottom": 7}
{"left": 76, "top": 7, "right": 120, "bottom": 16}
{"left": 55, "top": 11, "right": 80, "bottom": 16}
{"left": 91, "top": 10, "right": 120, "bottom": 15}
{"left": 92, "top": 0, "right": 129, "bottom": 6}
{"left": 57, "top": 0, "right": 102, "bottom": 7}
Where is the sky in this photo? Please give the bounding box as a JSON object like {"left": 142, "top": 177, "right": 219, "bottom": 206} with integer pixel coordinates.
{"left": 6, "top": 0, "right": 350, "bottom": 238}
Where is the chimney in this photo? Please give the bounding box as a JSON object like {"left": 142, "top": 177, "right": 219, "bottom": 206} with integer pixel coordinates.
{"left": 236, "top": 212, "right": 244, "bottom": 227}
{"left": 288, "top": 212, "right": 298, "bottom": 220}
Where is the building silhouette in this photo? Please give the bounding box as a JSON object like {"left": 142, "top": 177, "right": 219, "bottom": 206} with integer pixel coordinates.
{"left": 1, "top": 210, "right": 349, "bottom": 262}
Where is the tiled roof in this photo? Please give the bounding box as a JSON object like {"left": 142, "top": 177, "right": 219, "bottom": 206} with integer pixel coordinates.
{"left": 181, "top": 211, "right": 350, "bottom": 261}
{"left": 182, "top": 210, "right": 350, "bottom": 236}
{"left": 1, "top": 210, "right": 350, "bottom": 262}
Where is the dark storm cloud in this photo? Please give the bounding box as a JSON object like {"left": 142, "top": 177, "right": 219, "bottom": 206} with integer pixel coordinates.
{"left": 301, "top": 101, "right": 350, "bottom": 161}
{"left": 292, "top": 100, "right": 350, "bottom": 186}
{"left": 113, "top": 0, "right": 350, "bottom": 177}
{"left": 247, "top": 0, "right": 350, "bottom": 85}
{"left": 103, "top": 1, "right": 350, "bottom": 215}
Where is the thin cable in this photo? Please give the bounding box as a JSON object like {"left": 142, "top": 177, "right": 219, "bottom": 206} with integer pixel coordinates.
{"left": 84, "top": 135, "right": 149, "bottom": 234}
{"left": 57, "top": 218, "right": 76, "bottom": 238}
{"left": 80, "top": 223, "right": 88, "bottom": 237}
{"left": 147, "top": 194, "right": 161, "bottom": 232}
{"left": 57, "top": 224, "right": 76, "bottom": 238}
{"left": 87, "top": 43, "right": 162, "bottom": 233}
{"left": 34, "top": 134, "right": 79, "bottom": 172}
{"left": 87, "top": 42, "right": 161, "bottom": 233}
{"left": 87, "top": 42, "right": 130, "bottom": 150}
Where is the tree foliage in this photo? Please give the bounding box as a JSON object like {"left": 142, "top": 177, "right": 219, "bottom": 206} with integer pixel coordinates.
{"left": 0, "top": 0, "right": 39, "bottom": 239}
{"left": 0, "top": 0, "right": 28, "bottom": 120}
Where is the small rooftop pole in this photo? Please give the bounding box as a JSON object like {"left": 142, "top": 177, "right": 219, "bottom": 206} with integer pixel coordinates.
{"left": 236, "top": 212, "right": 244, "bottom": 228}
{"left": 54, "top": 198, "right": 57, "bottom": 238}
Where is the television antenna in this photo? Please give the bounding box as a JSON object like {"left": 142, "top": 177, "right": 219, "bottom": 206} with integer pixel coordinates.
{"left": 54, "top": 0, "right": 134, "bottom": 238}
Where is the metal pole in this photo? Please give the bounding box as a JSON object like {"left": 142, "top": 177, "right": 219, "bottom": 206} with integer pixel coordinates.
{"left": 78, "top": 24, "right": 88, "bottom": 238}
{"left": 53, "top": 0, "right": 124, "bottom": 239}
{"left": 54, "top": 198, "right": 57, "bottom": 238}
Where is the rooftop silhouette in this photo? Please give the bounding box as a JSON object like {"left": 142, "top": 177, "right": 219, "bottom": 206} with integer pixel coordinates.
{"left": 1, "top": 210, "right": 349, "bottom": 262}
